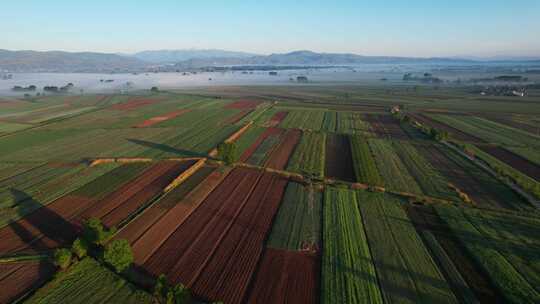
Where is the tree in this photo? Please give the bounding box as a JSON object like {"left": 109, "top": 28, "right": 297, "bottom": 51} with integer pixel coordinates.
{"left": 217, "top": 142, "right": 237, "bottom": 165}
{"left": 53, "top": 248, "right": 72, "bottom": 270}
{"left": 72, "top": 237, "right": 89, "bottom": 259}
{"left": 154, "top": 275, "right": 191, "bottom": 304}
{"left": 151, "top": 86, "right": 159, "bottom": 92}
{"left": 82, "top": 218, "right": 115, "bottom": 245}
{"left": 103, "top": 239, "right": 133, "bottom": 273}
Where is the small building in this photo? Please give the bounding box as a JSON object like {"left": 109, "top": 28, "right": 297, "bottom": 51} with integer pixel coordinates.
{"left": 269, "top": 71, "right": 278, "bottom": 76}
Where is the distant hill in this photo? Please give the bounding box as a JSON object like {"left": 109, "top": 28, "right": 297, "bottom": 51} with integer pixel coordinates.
{"left": 0, "top": 49, "right": 519, "bottom": 73}
{"left": 174, "top": 50, "right": 476, "bottom": 68}
{"left": 0, "top": 49, "right": 148, "bottom": 72}
{"left": 132, "top": 49, "right": 258, "bottom": 63}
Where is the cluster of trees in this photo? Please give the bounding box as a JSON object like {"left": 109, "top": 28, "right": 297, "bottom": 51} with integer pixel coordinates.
{"left": 12, "top": 85, "right": 36, "bottom": 92}
{"left": 53, "top": 218, "right": 133, "bottom": 273}
{"left": 43, "top": 83, "right": 74, "bottom": 93}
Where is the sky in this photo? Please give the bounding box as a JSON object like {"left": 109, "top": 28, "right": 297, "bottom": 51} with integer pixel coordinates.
{"left": 2, "top": 0, "right": 540, "bottom": 58}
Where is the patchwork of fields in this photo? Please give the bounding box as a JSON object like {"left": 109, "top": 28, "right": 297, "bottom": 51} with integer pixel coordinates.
{"left": 0, "top": 87, "right": 539, "bottom": 304}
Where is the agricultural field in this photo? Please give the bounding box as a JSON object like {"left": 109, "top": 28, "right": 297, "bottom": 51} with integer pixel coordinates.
{"left": 26, "top": 258, "right": 153, "bottom": 304}
{"left": 0, "top": 85, "right": 539, "bottom": 303}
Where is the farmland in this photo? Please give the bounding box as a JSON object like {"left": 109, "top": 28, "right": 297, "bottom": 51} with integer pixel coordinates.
{"left": 0, "top": 84, "right": 539, "bottom": 303}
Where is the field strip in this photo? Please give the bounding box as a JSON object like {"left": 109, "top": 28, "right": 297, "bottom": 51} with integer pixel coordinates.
{"left": 443, "top": 142, "right": 540, "bottom": 208}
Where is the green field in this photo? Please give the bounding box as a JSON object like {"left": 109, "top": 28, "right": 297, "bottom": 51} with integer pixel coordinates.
{"left": 25, "top": 258, "right": 153, "bottom": 304}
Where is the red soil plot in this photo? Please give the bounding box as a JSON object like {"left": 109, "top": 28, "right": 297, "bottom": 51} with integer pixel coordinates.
{"left": 240, "top": 127, "right": 283, "bottom": 162}
{"left": 266, "top": 111, "right": 288, "bottom": 127}
{"left": 100, "top": 161, "right": 194, "bottom": 228}
{"left": 0, "top": 261, "right": 55, "bottom": 304}
{"left": 0, "top": 195, "right": 94, "bottom": 255}
{"left": 477, "top": 145, "right": 540, "bottom": 181}
{"left": 116, "top": 165, "right": 221, "bottom": 248}
{"left": 77, "top": 161, "right": 194, "bottom": 228}
{"left": 364, "top": 114, "right": 410, "bottom": 140}
{"left": 110, "top": 97, "right": 162, "bottom": 111}
{"left": 225, "top": 99, "right": 261, "bottom": 109}
{"left": 135, "top": 109, "right": 190, "bottom": 128}
{"left": 142, "top": 168, "right": 261, "bottom": 275}
{"left": 224, "top": 109, "right": 253, "bottom": 124}
{"left": 265, "top": 129, "right": 302, "bottom": 170}
{"left": 188, "top": 173, "right": 288, "bottom": 303}
{"left": 245, "top": 249, "right": 319, "bottom": 304}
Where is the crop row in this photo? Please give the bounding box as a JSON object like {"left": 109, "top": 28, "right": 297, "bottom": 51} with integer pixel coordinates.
{"left": 436, "top": 205, "right": 540, "bottom": 303}
{"left": 393, "top": 141, "right": 458, "bottom": 201}
{"left": 267, "top": 182, "right": 322, "bottom": 251}
{"left": 429, "top": 114, "right": 540, "bottom": 147}
{"left": 287, "top": 131, "right": 326, "bottom": 178}
{"left": 349, "top": 135, "right": 383, "bottom": 186}
{"left": 367, "top": 139, "right": 422, "bottom": 194}
{"left": 322, "top": 187, "right": 383, "bottom": 303}
{"left": 357, "top": 191, "right": 458, "bottom": 303}
{"left": 25, "top": 258, "right": 152, "bottom": 304}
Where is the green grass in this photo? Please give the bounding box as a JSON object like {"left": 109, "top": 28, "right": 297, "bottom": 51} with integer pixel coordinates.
{"left": 357, "top": 191, "right": 458, "bottom": 303}
{"left": 322, "top": 187, "right": 383, "bottom": 304}
{"left": 267, "top": 182, "right": 322, "bottom": 250}
{"left": 25, "top": 258, "right": 153, "bottom": 304}
{"left": 436, "top": 205, "right": 540, "bottom": 303}
{"left": 349, "top": 135, "right": 383, "bottom": 186}
{"left": 287, "top": 131, "right": 326, "bottom": 178}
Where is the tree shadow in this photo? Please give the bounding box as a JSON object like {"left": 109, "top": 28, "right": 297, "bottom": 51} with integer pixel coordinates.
{"left": 0, "top": 189, "right": 73, "bottom": 302}
{"left": 127, "top": 138, "right": 209, "bottom": 158}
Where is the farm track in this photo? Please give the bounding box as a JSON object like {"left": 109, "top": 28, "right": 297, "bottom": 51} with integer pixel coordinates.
{"left": 405, "top": 204, "right": 504, "bottom": 303}
{"left": 244, "top": 248, "right": 319, "bottom": 304}
{"left": 410, "top": 113, "right": 484, "bottom": 143}
{"left": 477, "top": 145, "right": 540, "bottom": 181}
{"left": 325, "top": 134, "right": 355, "bottom": 182}
{"left": 264, "top": 129, "right": 302, "bottom": 170}
{"left": 0, "top": 261, "right": 55, "bottom": 304}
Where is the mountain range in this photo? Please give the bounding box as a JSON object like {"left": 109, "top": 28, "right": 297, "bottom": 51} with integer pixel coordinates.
{"left": 0, "top": 49, "right": 537, "bottom": 73}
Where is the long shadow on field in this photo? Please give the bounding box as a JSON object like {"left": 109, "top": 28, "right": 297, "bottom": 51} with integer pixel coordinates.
{"left": 0, "top": 189, "right": 66, "bottom": 301}
{"left": 7, "top": 189, "right": 79, "bottom": 253}
{"left": 127, "top": 138, "right": 208, "bottom": 158}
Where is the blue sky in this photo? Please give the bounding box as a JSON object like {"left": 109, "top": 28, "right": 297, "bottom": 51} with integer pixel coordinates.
{"left": 2, "top": 1, "right": 539, "bottom": 57}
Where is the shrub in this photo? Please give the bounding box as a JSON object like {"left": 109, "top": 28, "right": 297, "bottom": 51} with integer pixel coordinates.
{"left": 154, "top": 274, "right": 191, "bottom": 304}
{"left": 103, "top": 239, "right": 133, "bottom": 273}
{"left": 72, "top": 237, "right": 89, "bottom": 259}
{"left": 53, "top": 248, "right": 72, "bottom": 270}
